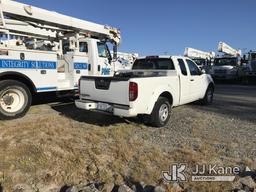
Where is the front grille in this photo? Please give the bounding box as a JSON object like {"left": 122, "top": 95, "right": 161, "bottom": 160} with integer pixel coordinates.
{"left": 214, "top": 69, "right": 227, "bottom": 74}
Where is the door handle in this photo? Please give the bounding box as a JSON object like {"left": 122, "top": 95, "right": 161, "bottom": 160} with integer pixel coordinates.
{"left": 190, "top": 79, "right": 194, "bottom": 81}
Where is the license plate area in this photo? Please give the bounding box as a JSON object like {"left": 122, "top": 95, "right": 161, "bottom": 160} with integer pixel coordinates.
{"left": 97, "top": 102, "right": 113, "bottom": 112}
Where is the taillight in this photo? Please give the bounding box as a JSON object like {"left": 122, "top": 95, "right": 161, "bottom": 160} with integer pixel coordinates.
{"left": 129, "top": 82, "right": 138, "bottom": 101}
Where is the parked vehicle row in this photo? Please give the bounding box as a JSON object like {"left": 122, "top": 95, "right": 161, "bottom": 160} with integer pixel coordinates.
{"left": 1, "top": 1, "right": 254, "bottom": 124}
{"left": 185, "top": 42, "right": 256, "bottom": 84}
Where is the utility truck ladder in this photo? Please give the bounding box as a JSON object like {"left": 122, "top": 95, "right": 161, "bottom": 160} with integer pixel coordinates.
{"left": 184, "top": 47, "right": 215, "bottom": 59}
{"left": 0, "top": 0, "right": 121, "bottom": 44}
{"left": 218, "top": 42, "right": 241, "bottom": 57}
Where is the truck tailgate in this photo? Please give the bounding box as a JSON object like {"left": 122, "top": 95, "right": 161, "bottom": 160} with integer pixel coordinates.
{"left": 79, "top": 77, "right": 130, "bottom": 106}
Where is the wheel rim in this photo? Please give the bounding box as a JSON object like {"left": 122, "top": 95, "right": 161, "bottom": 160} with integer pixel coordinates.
{"left": 207, "top": 89, "right": 213, "bottom": 103}
{"left": 159, "top": 103, "right": 169, "bottom": 122}
{"left": 0, "top": 88, "right": 25, "bottom": 113}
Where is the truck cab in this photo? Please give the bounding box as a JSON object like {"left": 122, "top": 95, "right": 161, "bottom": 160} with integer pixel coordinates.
{"left": 210, "top": 42, "right": 243, "bottom": 81}
{"left": 58, "top": 37, "right": 113, "bottom": 89}
{"left": 247, "top": 51, "right": 256, "bottom": 72}
{"left": 210, "top": 56, "right": 241, "bottom": 80}
{"left": 241, "top": 51, "right": 256, "bottom": 82}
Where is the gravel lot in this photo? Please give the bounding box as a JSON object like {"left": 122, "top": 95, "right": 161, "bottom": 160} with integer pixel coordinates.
{"left": 0, "top": 84, "right": 255, "bottom": 191}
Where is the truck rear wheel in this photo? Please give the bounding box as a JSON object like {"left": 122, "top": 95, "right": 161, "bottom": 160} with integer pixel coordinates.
{"left": 0, "top": 80, "right": 32, "bottom": 120}
{"left": 149, "top": 97, "right": 171, "bottom": 127}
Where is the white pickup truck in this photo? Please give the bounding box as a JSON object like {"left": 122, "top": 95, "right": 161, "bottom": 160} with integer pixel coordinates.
{"left": 75, "top": 56, "right": 215, "bottom": 127}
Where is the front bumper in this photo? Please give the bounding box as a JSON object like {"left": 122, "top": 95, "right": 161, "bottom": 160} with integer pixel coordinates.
{"left": 212, "top": 74, "right": 237, "bottom": 80}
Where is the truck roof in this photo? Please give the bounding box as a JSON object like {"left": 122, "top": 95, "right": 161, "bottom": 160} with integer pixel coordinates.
{"left": 137, "top": 55, "right": 189, "bottom": 60}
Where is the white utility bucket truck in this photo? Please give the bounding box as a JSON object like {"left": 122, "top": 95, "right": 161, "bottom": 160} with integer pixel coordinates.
{"left": 210, "top": 42, "right": 242, "bottom": 80}
{"left": 0, "top": 0, "right": 121, "bottom": 119}
{"left": 184, "top": 47, "right": 215, "bottom": 71}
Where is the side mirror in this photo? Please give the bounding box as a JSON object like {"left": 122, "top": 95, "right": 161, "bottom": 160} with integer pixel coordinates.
{"left": 113, "top": 44, "right": 118, "bottom": 60}
{"left": 201, "top": 69, "right": 206, "bottom": 74}
{"left": 108, "top": 56, "right": 112, "bottom": 64}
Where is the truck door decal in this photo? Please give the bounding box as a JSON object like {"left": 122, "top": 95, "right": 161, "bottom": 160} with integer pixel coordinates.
{"left": 74, "top": 63, "right": 88, "bottom": 70}
{"left": 0, "top": 59, "right": 56, "bottom": 69}
{"left": 101, "top": 67, "right": 110, "bottom": 75}
{"left": 36, "top": 87, "right": 57, "bottom": 91}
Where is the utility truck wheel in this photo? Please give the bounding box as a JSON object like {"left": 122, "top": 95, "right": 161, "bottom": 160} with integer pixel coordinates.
{"left": 0, "top": 80, "right": 31, "bottom": 120}
{"left": 149, "top": 97, "right": 171, "bottom": 127}
{"left": 201, "top": 86, "right": 214, "bottom": 105}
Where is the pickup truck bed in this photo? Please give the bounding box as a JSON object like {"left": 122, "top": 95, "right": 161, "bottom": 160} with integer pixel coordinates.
{"left": 77, "top": 70, "right": 178, "bottom": 115}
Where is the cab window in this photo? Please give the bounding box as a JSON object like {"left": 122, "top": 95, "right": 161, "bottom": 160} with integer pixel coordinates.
{"left": 97, "top": 42, "right": 109, "bottom": 58}
{"left": 186, "top": 59, "right": 201, "bottom": 76}
{"left": 177, "top": 59, "right": 187, "bottom": 76}
{"left": 79, "top": 42, "right": 88, "bottom": 53}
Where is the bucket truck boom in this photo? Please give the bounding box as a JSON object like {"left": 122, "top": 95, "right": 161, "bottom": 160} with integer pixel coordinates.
{"left": 184, "top": 47, "right": 215, "bottom": 69}
{"left": 218, "top": 42, "right": 241, "bottom": 57}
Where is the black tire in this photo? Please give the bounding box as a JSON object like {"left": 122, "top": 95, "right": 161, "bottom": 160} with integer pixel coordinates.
{"left": 201, "top": 86, "right": 214, "bottom": 105}
{"left": 0, "top": 80, "right": 32, "bottom": 120}
{"left": 148, "top": 97, "right": 171, "bottom": 128}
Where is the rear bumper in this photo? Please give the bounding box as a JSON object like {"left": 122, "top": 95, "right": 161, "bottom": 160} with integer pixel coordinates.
{"left": 75, "top": 99, "right": 138, "bottom": 117}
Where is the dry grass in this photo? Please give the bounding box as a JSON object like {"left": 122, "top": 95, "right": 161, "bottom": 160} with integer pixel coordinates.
{"left": 0, "top": 104, "right": 254, "bottom": 192}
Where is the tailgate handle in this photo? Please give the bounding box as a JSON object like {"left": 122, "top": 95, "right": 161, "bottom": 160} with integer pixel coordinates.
{"left": 95, "top": 78, "right": 111, "bottom": 90}
{"left": 190, "top": 79, "right": 194, "bottom": 81}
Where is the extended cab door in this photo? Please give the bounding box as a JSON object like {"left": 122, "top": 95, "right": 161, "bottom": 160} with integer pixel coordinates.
{"left": 176, "top": 58, "right": 191, "bottom": 104}
{"left": 185, "top": 59, "right": 205, "bottom": 100}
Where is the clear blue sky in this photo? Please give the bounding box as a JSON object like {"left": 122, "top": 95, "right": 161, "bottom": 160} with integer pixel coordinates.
{"left": 20, "top": 0, "right": 256, "bottom": 56}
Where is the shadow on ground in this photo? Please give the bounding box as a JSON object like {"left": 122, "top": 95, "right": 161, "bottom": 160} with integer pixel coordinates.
{"left": 32, "top": 92, "right": 141, "bottom": 126}
{"left": 51, "top": 102, "right": 140, "bottom": 127}
{"left": 32, "top": 92, "right": 72, "bottom": 105}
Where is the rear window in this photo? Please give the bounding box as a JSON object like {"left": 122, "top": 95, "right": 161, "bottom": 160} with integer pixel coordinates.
{"left": 132, "top": 58, "right": 175, "bottom": 70}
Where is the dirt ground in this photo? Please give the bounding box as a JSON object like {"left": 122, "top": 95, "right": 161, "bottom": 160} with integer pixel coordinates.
{"left": 0, "top": 84, "right": 255, "bottom": 191}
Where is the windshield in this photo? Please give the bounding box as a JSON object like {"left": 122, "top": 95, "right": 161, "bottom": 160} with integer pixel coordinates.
{"left": 214, "top": 58, "right": 237, "bottom": 66}
{"left": 132, "top": 58, "right": 175, "bottom": 70}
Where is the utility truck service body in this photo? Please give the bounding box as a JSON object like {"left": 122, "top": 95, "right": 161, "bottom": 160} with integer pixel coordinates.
{"left": 76, "top": 56, "right": 215, "bottom": 127}
{"left": 0, "top": 0, "right": 121, "bottom": 119}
